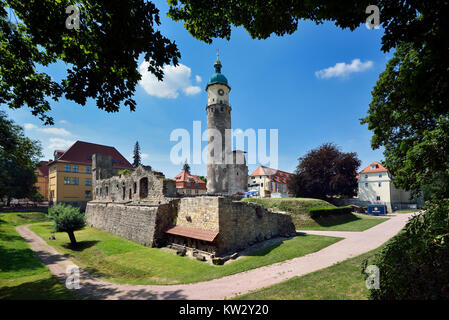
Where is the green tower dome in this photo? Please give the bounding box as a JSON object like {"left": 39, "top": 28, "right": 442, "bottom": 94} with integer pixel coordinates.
{"left": 206, "top": 52, "right": 230, "bottom": 89}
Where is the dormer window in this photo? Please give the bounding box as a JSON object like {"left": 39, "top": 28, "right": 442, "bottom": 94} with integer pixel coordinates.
{"left": 371, "top": 165, "right": 377, "bottom": 169}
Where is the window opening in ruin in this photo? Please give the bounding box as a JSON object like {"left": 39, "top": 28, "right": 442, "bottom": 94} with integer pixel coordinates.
{"left": 133, "top": 182, "right": 137, "bottom": 193}
{"left": 122, "top": 187, "right": 126, "bottom": 200}
{"left": 139, "top": 177, "right": 148, "bottom": 199}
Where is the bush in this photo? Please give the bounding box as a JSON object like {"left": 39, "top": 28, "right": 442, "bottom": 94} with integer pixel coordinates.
{"left": 49, "top": 204, "right": 86, "bottom": 246}
{"left": 364, "top": 200, "right": 449, "bottom": 299}
{"left": 308, "top": 206, "right": 353, "bottom": 219}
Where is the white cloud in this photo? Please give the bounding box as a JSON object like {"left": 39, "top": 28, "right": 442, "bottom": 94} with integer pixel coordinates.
{"left": 39, "top": 127, "right": 71, "bottom": 136}
{"left": 184, "top": 86, "right": 201, "bottom": 96}
{"left": 195, "top": 75, "right": 202, "bottom": 83}
{"left": 47, "top": 138, "right": 75, "bottom": 150}
{"left": 59, "top": 120, "right": 69, "bottom": 124}
{"left": 315, "top": 59, "right": 373, "bottom": 79}
{"left": 141, "top": 153, "right": 149, "bottom": 159}
{"left": 139, "top": 61, "right": 201, "bottom": 99}
{"left": 24, "top": 123, "right": 37, "bottom": 130}
{"left": 23, "top": 123, "right": 72, "bottom": 136}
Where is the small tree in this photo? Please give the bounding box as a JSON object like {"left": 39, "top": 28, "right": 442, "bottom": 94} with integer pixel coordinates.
{"left": 48, "top": 204, "right": 86, "bottom": 247}
{"left": 133, "top": 141, "right": 141, "bottom": 167}
{"left": 183, "top": 159, "right": 190, "bottom": 173}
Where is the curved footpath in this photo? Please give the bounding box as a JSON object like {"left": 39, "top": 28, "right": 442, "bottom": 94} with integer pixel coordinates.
{"left": 16, "top": 213, "right": 414, "bottom": 300}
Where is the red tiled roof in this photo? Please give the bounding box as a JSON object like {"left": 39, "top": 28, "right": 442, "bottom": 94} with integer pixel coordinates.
{"left": 165, "top": 225, "right": 218, "bottom": 242}
{"left": 250, "top": 165, "right": 294, "bottom": 184}
{"left": 36, "top": 161, "right": 49, "bottom": 177}
{"left": 51, "top": 141, "right": 133, "bottom": 169}
{"left": 173, "top": 170, "right": 207, "bottom": 189}
{"left": 359, "top": 161, "right": 388, "bottom": 174}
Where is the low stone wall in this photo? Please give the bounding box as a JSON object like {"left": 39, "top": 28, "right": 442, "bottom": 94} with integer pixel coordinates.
{"left": 217, "top": 198, "right": 296, "bottom": 254}
{"left": 85, "top": 200, "right": 177, "bottom": 247}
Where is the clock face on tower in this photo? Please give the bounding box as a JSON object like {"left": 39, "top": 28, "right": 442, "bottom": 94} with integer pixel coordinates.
{"left": 218, "top": 89, "right": 224, "bottom": 96}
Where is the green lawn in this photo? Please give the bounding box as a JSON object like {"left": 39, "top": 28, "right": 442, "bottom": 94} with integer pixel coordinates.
{"left": 234, "top": 244, "right": 383, "bottom": 300}
{"left": 393, "top": 209, "right": 421, "bottom": 214}
{"left": 299, "top": 213, "right": 388, "bottom": 231}
{"left": 0, "top": 212, "right": 77, "bottom": 300}
{"left": 29, "top": 222, "right": 341, "bottom": 285}
{"left": 242, "top": 198, "right": 388, "bottom": 231}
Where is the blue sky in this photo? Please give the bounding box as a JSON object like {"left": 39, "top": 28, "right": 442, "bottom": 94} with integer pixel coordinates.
{"left": 2, "top": 1, "right": 390, "bottom": 178}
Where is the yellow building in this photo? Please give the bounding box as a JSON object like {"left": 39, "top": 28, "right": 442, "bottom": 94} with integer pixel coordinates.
{"left": 48, "top": 141, "right": 133, "bottom": 209}
{"left": 35, "top": 161, "right": 50, "bottom": 201}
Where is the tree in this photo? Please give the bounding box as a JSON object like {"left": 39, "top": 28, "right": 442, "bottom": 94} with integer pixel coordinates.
{"left": 1, "top": 0, "right": 180, "bottom": 125}
{"left": 167, "top": 1, "right": 448, "bottom": 52}
{"left": 361, "top": 42, "right": 449, "bottom": 200}
{"left": 133, "top": 141, "right": 141, "bottom": 167}
{"left": 288, "top": 143, "right": 361, "bottom": 200}
{"left": 0, "top": 110, "right": 43, "bottom": 205}
{"left": 48, "top": 204, "right": 86, "bottom": 246}
{"left": 182, "top": 160, "right": 190, "bottom": 173}
{"left": 364, "top": 199, "right": 449, "bottom": 299}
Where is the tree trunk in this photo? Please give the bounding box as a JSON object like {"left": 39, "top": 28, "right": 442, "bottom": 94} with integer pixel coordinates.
{"left": 6, "top": 195, "right": 11, "bottom": 207}
{"left": 67, "top": 231, "right": 77, "bottom": 247}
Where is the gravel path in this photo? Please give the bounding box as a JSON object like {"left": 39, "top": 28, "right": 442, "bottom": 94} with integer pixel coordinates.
{"left": 15, "top": 213, "right": 414, "bottom": 300}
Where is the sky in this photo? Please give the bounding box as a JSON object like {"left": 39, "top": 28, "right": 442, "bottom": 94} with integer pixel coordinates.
{"left": 2, "top": 1, "right": 391, "bottom": 178}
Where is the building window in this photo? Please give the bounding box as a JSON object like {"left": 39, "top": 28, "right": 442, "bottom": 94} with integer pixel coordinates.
{"left": 376, "top": 196, "right": 381, "bottom": 201}
{"left": 133, "top": 182, "right": 137, "bottom": 194}
{"left": 64, "top": 177, "right": 71, "bottom": 185}
{"left": 186, "top": 182, "right": 191, "bottom": 187}
{"left": 365, "top": 183, "right": 368, "bottom": 187}
{"left": 105, "top": 186, "right": 109, "bottom": 196}
{"left": 64, "top": 165, "right": 71, "bottom": 172}
{"left": 378, "top": 182, "right": 382, "bottom": 187}
{"left": 72, "top": 177, "right": 79, "bottom": 185}
{"left": 194, "top": 182, "right": 198, "bottom": 188}
{"left": 378, "top": 173, "right": 382, "bottom": 178}
{"left": 87, "top": 155, "right": 92, "bottom": 160}
{"left": 85, "top": 178, "right": 91, "bottom": 186}
{"left": 86, "top": 167, "right": 91, "bottom": 173}
{"left": 365, "top": 174, "right": 368, "bottom": 179}
{"left": 72, "top": 166, "right": 79, "bottom": 173}
{"left": 195, "top": 189, "right": 199, "bottom": 194}
{"left": 85, "top": 190, "right": 91, "bottom": 198}
{"left": 371, "top": 165, "right": 377, "bottom": 169}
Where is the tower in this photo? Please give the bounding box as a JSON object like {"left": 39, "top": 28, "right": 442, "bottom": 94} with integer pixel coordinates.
{"left": 206, "top": 51, "right": 248, "bottom": 195}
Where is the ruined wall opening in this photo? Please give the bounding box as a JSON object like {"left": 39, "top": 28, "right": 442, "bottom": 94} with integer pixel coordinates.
{"left": 122, "top": 186, "right": 126, "bottom": 200}
{"left": 139, "top": 177, "right": 148, "bottom": 199}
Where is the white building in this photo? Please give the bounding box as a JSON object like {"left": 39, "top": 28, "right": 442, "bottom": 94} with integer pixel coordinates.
{"left": 357, "top": 161, "right": 414, "bottom": 211}
{"left": 248, "top": 166, "right": 294, "bottom": 198}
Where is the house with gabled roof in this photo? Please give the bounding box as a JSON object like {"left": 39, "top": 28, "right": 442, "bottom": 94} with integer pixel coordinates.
{"left": 357, "top": 161, "right": 415, "bottom": 211}
{"left": 47, "top": 140, "right": 133, "bottom": 209}
{"left": 248, "top": 165, "right": 294, "bottom": 198}
{"left": 173, "top": 170, "right": 207, "bottom": 196}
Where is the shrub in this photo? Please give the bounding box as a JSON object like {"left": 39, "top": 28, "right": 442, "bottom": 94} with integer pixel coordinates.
{"left": 49, "top": 204, "right": 86, "bottom": 246}
{"left": 308, "top": 206, "right": 353, "bottom": 219}
{"left": 364, "top": 200, "right": 449, "bottom": 299}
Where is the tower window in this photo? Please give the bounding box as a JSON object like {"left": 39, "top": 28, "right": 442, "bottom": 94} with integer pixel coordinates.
{"left": 220, "top": 107, "right": 224, "bottom": 112}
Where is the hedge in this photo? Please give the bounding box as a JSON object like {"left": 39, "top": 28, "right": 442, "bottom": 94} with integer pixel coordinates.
{"left": 308, "top": 206, "right": 353, "bottom": 218}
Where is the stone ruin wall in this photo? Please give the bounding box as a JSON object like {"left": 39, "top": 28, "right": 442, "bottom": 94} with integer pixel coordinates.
{"left": 85, "top": 201, "right": 178, "bottom": 247}
{"left": 86, "top": 153, "right": 178, "bottom": 246}
{"left": 217, "top": 198, "right": 296, "bottom": 254}
{"left": 172, "top": 196, "right": 296, "bottom": 255}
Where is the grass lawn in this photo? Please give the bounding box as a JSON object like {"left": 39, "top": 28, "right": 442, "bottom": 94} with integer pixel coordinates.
{"left": 0, "top": 212, "right": 77, "bottom": 300}
{"left": 393, "top": 209, "right": 421, "bottom": 214}
{"left": 299, "top": 213, "right": 388, "bottom": 231}
{"left": 29, "top": 222, "right": 341, "bottom": 285}
{"left": 242, "top": 198, "right": 388, "bottom": 231}
{"left": 234, "top": 244, "right": 383, "bottom": 300}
